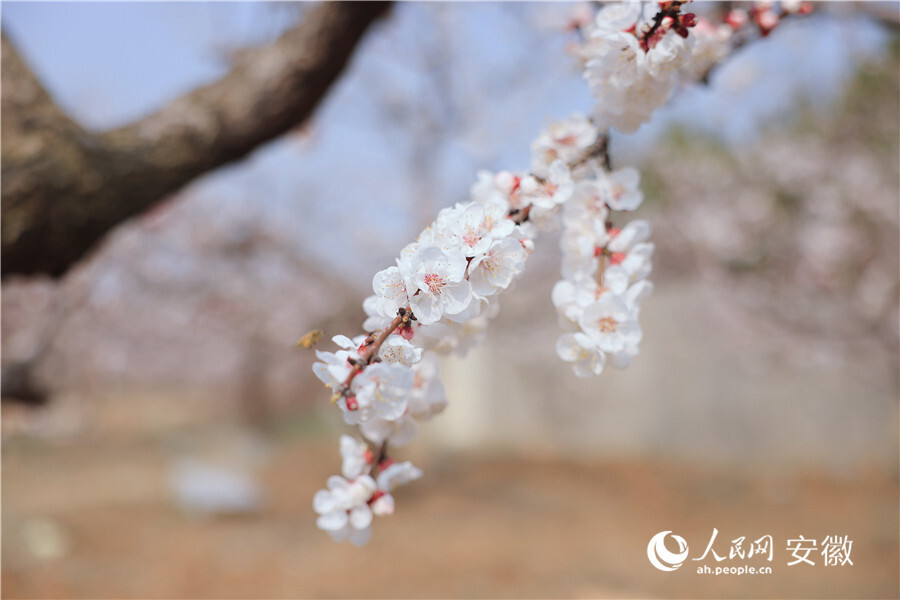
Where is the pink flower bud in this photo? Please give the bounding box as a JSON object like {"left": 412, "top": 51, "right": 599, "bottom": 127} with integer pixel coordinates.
{"left": 756, "top": 9, "right": 779, "bottom": 35}
{"left": 725, "top": 9, "right": 748, "bottom": 29}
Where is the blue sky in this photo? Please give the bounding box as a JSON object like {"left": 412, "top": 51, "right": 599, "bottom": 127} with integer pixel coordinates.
{"left": 3, "top": 3, "right": 888, "bottom": 136}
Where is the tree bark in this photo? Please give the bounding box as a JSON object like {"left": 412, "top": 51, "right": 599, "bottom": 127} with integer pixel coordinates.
{"left": 1, "top": 1, "right": 392, "bottom": 278}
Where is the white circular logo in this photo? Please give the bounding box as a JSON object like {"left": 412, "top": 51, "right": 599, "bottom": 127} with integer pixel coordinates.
{"left": 647, "top": 531, "right": 689, "bottom": 571}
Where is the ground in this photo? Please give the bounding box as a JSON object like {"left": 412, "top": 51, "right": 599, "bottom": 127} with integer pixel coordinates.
{"left": 2, "top": 411, "right": 897, "bottom": 600}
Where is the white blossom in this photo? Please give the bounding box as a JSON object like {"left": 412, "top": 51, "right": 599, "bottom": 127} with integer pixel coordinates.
{"left": 450, "top": 202, "right": 514, "bottom": 257}
{"left": 563, "top": 178, "right": 611, "bottom": 237}
{"left": 468, "top": 237, "right": 528, "bottom": 299}
{"left": 680, "top": 19, "right": 732, "bottom": 82}
{"left": 312, "top": 335, "right": 361, "bottom": 390}
{"left": 370, "top": 492, "right": 395, "bottom": 517}
{"left": 372, "top": 266, "right": 411, "bottom": 318}
{"left": 582, "top": 30, "right": 644, "bottom": 95}
{"left": 625, "top": 279, "right": 654, "bottom": 316}
{"left": 345, "top": 362, "right": 414, "bottom": 425}
{"left": 531, "top": 114, "right": 598, "bottom": 176}
{"left": 560, "top": 229, "right": 601, "bottom": 281}
{"left": 645, "top": 29, "right": 694, "bottom": 79}
{"left": 519, "top": 160, "right": 574, "bottom": 210}
{"left": 603, "top": 242, "right": 654, "bottom": 295}
{"left": 599, "top": 167, "right": 643, "bottom": 212}
{"left": 608, "top": 219, "right": 652, "bottom": 253}
{"left": 357, "top": 352, "right": 448, "bottom": 446}
{"left": 378, "top": 335, "right": 422, "bottom": 367}
{"left": 592, "top": 1, "right": 642, "bottom": 34}
{"left": 376, "top": 461, "right": 423, "bottom": 492}
{"left": 406, "top": 352, "right": 447, "bottom": 420}
{"left": 362, "top": 294, "right": 392, "bottom": 332}
{"left": 403, "top": 245, "right": 472, "bottom": 325}
{"left": 360, "top": 414, "right": 418, "bottom": 446}
{"left": 556, "top": 332, "right": 605, "bottom": 378}
{"left": 471, "top": 169, "right": 522, "bottom": 211}
{"left": 578, "top": 292, "right": 642, "bottom": 354}
{"left": 313, "top": 474, "right": 377, "bottom": 546}
{"left": 552, "top": 278, "right": 599, "bottom": 325}
{"left": 339, "top": 435, "right": 371, "bottom": 480}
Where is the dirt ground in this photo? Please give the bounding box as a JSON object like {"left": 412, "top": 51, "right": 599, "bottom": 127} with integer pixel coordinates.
{"left": 2, "top": 413, "right": 898, "bottom": 600}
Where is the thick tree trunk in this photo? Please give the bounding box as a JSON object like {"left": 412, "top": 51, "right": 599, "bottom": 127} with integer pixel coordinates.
{"left": 1, "top": 1, "right": 392, "bottom": 278}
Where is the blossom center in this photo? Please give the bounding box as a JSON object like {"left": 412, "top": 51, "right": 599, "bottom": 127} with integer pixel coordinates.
{"left": 481, "top": 251, "right": 502, "bottom": 275}
{"left": 597, "top": 316, "right": 618, "bottom": 333}
{"left": 424, "top": 273, "right": 445, "bottom": 294}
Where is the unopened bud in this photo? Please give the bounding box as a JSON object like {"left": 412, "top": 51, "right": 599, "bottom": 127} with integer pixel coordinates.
{"left": 725, "top": 8, "right": 748, "bottom": 29}
{"left": 755, "top": 9, "right": 779, "bottom": 35}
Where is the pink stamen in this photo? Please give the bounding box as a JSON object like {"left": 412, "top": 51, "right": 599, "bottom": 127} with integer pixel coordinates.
{"left": 597, "top": 317, "right": 618, "bottom": 334}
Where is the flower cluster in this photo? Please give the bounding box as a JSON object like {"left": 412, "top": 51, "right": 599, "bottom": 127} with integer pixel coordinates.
{"left": 309, "top": 0, "right": 812, "bottom": 545}
{"left": 312, "top": 144, "right": 568, "bottom": 543}
{"left": 314, "top": 435, "right": 422, "bottom": 545}
{"left": 311, "top": 107, "right": 637, "bottom": 541}
{"left": 576, "top": 1, "right": 810, "bottom": 133}
{"left": 552, "top": 162, "right": 653, "bottom": 377}
{"left": 577, "top": 1, "right": 699, "bottom": 133}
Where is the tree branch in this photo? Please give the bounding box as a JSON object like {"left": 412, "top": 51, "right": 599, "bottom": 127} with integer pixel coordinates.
{"left": 1, "top": 1, "right": 392, "bottom": 278}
